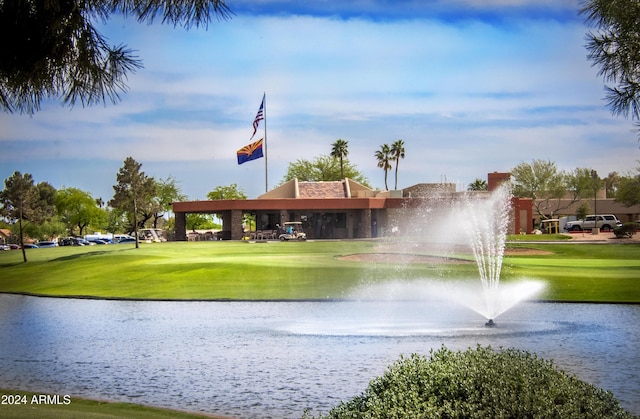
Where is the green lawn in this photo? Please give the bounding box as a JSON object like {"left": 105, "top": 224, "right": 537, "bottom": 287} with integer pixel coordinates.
{"left": 0, "top": 239, "right": 639, "bottom": 302}
{"left": 506, "top": 233, "right": 573, "bottom": 242}
{"left": 0, "top": 389, "right": 214, "bottom": 418}
{"left": 503, "top": 242, "right": 640, "bottom": 302}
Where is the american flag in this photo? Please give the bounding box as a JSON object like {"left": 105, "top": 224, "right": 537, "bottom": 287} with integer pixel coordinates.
{"left": 251, "top": 94, "right": 265, "bottom": 139}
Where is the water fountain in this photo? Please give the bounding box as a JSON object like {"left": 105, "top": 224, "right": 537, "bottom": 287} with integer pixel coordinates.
{"left": 420, "top": 183, "right": 544, "bottom": 326}
{"left": 459, "top": 184, "right": 546, "bottom": 324}
{"left": 356, "top": 182, "right": 545, "bottom": 328}
{"left": 465, "top": 185, "right": 510, "bottom": 323}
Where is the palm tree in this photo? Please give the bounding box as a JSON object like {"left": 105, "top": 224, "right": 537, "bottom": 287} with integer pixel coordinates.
{"left": 468, "top": 178, "right": 488, "bottom": 191}
{"left": 375, "top": 144, "right": 393, "bottom": 191}
{"left": 390, "top": 139, "right": 405, "bottom": 190}
{"left": 330, "top": 139, "right": 349, "bottom": 179}
{"left": 0, "top": 0, "right": 232, "bottom": 114}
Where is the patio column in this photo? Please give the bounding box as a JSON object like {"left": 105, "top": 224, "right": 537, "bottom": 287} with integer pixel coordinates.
{"left": 231, "top": 210, "right": 244, "bottom": 240}
{"left": 362, "top": 209, "right": 372, "bottom": 238}
{"left": 174, "top": 212, "right": 187, "bottom": 241}
{"left": 219, "top": 211, "right": 232, "bottom": 240}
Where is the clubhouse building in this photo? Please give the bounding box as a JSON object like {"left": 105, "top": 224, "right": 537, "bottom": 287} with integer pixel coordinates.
{"left": 172, "top": 172, "right": 534, "bottom": 241}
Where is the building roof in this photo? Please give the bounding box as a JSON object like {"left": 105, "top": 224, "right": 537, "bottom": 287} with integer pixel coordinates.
{"left": 403, "top": 183, "right": 456, "bottom": 198}
{"left": 258, "top": 178, "right": 375, "bottom": 199}
{"left": 298, "top": 181, "right": 346, "bottom": 198}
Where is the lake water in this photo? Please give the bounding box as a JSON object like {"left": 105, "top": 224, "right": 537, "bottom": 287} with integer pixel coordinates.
{"left": 0, "top": 294, "right": 638, "bottom": 418}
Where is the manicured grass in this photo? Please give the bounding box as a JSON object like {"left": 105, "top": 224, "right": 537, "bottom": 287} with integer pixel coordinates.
{"left": 506, "top": 233, "right": 573, "bottom": 242}
{"left": 502, "top": 242, "right": 640, "bottom": 302}
{"left": 0, "top": 389, "right": 216, "bottom": 418}
{"left": 0, "top": 240, "right": 639, "bottom": 302}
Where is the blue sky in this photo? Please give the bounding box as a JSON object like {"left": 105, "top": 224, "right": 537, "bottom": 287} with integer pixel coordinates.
{"left": 1, "top": 0, "right": 638, "bottom": 200}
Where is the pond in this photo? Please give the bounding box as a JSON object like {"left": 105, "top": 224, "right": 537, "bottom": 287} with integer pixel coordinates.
{"left": 0, "top": 294, "right": 638, "bottom": 418}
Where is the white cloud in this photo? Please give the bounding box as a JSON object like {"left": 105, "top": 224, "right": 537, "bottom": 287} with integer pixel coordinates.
{"left": 2, "top": 9, "right": 637, "bottom": 200}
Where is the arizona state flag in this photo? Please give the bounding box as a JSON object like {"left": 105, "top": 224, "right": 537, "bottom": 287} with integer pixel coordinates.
{"left": 237, "top": 139, "right": 264, "bottom": 165}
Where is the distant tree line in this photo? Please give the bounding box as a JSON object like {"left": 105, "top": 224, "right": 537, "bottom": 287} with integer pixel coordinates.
{"left": 0, "top": 157, "right": 185, "bottom": 261}
{"left": 4, "top": 153, "right": 640, "bottom": 262}
{"left": 510, "top": 159, "right": 640, "bottom": 221}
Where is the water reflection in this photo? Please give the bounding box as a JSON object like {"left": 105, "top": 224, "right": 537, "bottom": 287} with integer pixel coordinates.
{"left": 0, "top": 294, "right": 638, "bottom": 418}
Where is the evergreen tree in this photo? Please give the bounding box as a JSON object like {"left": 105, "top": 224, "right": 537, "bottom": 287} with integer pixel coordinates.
{"left": 582, "top": 0, "right": 640, "bottom": 136}
{"left": 0, "top": 0, "right": 231, "bottom": 114}
{"left": 109, "top": 157, "right": 156, "bottom": 248}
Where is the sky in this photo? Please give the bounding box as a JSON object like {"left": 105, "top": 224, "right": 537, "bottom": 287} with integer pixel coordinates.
{"left": 2, "top": 0, "right": 639, "bottom": 201}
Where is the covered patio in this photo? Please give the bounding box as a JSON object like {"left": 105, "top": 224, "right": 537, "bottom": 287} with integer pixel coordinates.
{"left": 172, "top": 197, "right": 388, "bottom": 241}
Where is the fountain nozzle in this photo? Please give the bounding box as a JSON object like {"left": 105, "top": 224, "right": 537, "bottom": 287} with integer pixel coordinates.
{"left": 485, "top": 319, "right": 496, "bottom": 328}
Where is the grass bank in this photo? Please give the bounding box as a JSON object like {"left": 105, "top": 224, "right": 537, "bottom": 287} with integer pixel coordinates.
{"left": 0, "top": 239, "right": 639, "bottom": 302}
{"left": 0, "top": 389, "right": 218, "bottom": 418}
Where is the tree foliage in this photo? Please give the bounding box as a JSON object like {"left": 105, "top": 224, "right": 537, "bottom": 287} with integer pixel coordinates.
{"left": 0, "top": 171, "right": 55, "bottom": 262}
{"left": 576, "top": 202, "right": 591, "bottom": 222}
{"left": 615, "top": 173, "right": 640, "bottom": 207}
{"left": 567, "top": 167, "right": 601, "bottom": 201}
{"left": 109, "top": 157, "right": 156, "bottom": 245}
{"left": 186, "top": 213, "right": 219, "bottom": 231}
{"left": 207, "top": 183, "right": 247, "bottom": 200}
{"left": 511, "top": 160, "right": 595, "bottom": 219}
{"left": 604, "top": 171, "right": 622, "bottom": 198}
{"left": 282, "top": 155, "right": 370, "bottom": 186}
{"left": 312, "top": 346, "right": 634, "bottom": 419}
{"left": 581, "top": 0, "right": 640, "bottom": 134}
{"left": 468, "top": 178, "right": 488, "bottom": 191}
{"left": 0, "top": 0, "right": 232, "bottom": 114}
{"left": 55, "top": 187, "right": 105, "bottom": 236}
{"left": 151, "top": 176, "right": 186, "bottom": 228}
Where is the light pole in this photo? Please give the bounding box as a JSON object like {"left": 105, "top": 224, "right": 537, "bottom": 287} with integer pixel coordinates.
{"left": 591, "top": 170, "right": 599, "bottom": 235}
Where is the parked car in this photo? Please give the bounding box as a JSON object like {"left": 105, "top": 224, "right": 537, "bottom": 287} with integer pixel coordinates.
{"left": 58, "top": 237, "right": 94, "bottom": 246}
{"left": 0, "top": 244, "right": 9, "bottom": 251}
{"left": 22, "top": 243, "right": 38, "bottom": 249}
{"left": 564, "top": 214, "right": 622, "bottom": 232}
{"left": 115, "top": 236, "right": 137, "bottom": 244}
{"left": 37, "top": 241, "right": 57, "bottom": 248}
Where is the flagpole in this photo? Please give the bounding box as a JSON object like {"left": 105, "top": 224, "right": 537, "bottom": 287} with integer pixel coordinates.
{"left": 263, "top": 92, "right": 268, "bottom": 193}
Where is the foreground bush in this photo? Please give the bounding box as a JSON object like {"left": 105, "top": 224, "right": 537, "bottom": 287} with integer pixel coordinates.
{"left": 311, "top": 346, "right": 634, "bottom": 419}
{"left": 614, "top": 222, "right": 640, "bottom": 239}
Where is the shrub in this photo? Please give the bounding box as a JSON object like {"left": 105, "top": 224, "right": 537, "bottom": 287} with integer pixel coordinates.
{"left": 311, "top": 345, "right": 634, "bottom": 419}
{"left": 614, "top": 222, "right": 640, "bottom": 239}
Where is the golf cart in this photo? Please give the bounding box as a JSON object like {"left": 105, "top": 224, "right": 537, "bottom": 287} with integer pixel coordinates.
{"left": 279, "top": 222, "right": 306, "bottom": 241}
